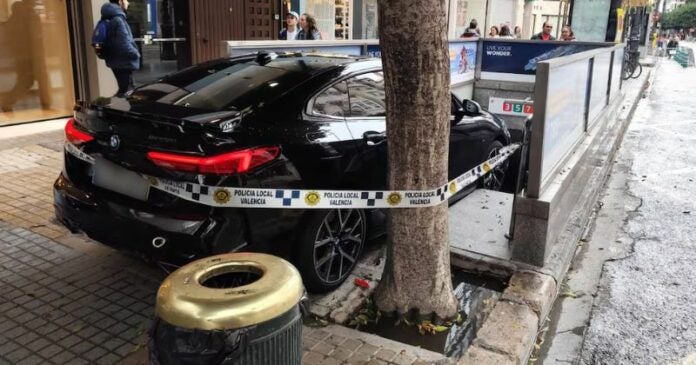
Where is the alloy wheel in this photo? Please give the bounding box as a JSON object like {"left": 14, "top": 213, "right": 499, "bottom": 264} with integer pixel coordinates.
{"left": 483, "top": 146, "right": 507, "bottom": 190}
{"left": 312, "top": 209, "right": 365, "bottom": 285}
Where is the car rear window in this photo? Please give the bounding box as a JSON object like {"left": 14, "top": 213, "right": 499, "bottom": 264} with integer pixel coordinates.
{"left": 128, "top": 61, "right": 307, "bottom": 111}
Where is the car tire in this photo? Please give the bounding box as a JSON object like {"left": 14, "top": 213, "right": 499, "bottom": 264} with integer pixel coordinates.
{"left": 296, "top": 209, "right": 367, "bottom": 293}
{"left": 480, "top": 141, "right": 507, "bottom": 191}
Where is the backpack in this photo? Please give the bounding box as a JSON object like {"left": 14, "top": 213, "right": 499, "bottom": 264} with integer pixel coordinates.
{"left": 92, "top": 19, "right": 111, "bottom": 59}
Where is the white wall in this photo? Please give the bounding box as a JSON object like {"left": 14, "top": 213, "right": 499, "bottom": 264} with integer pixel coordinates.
{"left": 85, "top": 0, "right": 117, "bottom": 98}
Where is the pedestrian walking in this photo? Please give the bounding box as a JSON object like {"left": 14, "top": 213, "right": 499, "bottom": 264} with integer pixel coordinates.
{"left": 657, "top": 34, "right": 666, "bottom": 57}
{"left": 297, "top": 13, "right": 322, "bottom": 40}
{"left": 488, "top": 25, "right": 499, "bottom": 38}
{"left": 499, "top": 25, "right": 514, "bottom": 39}
{"left": 560, "top": 25, "right": 575, "bottom": 41}
{"left": 531, "top": 22, "right": 556, "bottom": 40}
{"left": 279, "top": 11, "right": 300, "bottom": 40}
{"left": 514, "top": 26, "right": 522, "bottom": 39}
{"left": 98, "top": 0, "right": 140, "bottom": 97}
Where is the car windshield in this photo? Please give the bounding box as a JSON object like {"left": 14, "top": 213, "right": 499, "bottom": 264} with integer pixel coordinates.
{"left": 128, "top": 61, "right": 306, "bottom": 111}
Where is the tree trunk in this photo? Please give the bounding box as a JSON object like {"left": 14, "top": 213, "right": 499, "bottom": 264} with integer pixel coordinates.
{"left": 373, "top": 0, "right": 458, "bottom": 319}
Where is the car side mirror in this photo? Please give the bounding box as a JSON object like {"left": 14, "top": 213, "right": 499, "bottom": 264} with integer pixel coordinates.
{"left": 463, "top": 100, "right": 481, "bottom": 115}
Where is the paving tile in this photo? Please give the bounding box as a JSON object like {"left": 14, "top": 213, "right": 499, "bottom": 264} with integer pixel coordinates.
{"left": 57, "top": 335, "right": 83, "bottom": 349}
{"left": 16, "top": 354, "right": 45, "bottom": 365}
{"left": 102, "top": 337, "right": 127, "bottom": 353}
{"left": 0, "top": 318, "right": 18, "bottom": 333}
{"left": 312, "top": 341, "right": 336, "bottom": 356}
{"left": 329, "top": 347, "right": 353, "bottom": 362}
{"left": 68, "top": 339, "right": 94, "bottom": 355}
{"left": 14, "top": 331, "right": 38, "bottom": 346}
{"left": 357, "top": 343, "right": 380, "bottom": 356}
{"left": 0, "top": 341, "right": 20, "bottom": 356}
{"left": 25, "top": 337, "right": 51, "bottom": 353}
{"left": 325, "top": 334, "right": 347, "bottom": 346}
{"left": 375, "top": 348, "right": 397, "bottom": 362}
{"left": 37, "top": 343, "right": 62, "bottom": 358}
{"left": 51, "top": 351, "right": 77, "bottom": 364}
{"left": 83, "top": 346, "right": 108, "bottom": 362}
{"left": 303, "top": 351, "right": 325, "bottom": 365}
{"left": 341, "top": 338, "right": 363, "bottom": 352}
{"left": 96, "top": 353, "right": 121, "bottom": 365}
{"left": 4, "top": 346, "right": 31, "bottom": 363}
{"left": 319, "top": 357, "right": 341, "bottom": 365}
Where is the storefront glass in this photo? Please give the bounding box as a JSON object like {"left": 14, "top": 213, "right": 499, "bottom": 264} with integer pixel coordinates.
{"left": 126, "top": 0, "right": 190, "bottom": 86}
{"left": 450, "top": 0, "right": 487, "bottom": 38}
{"left": 0, "top": 0, "right": 75, "bottom": 126}
{"left": 362, "top": 0, "right": 377, "bottom": 39}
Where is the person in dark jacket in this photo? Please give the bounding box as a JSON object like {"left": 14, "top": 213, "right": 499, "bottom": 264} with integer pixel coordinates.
{"left": 101, "top": 0, "right": 140, "bottom": 97}
{"left": 531, "top": 22, "right": 556, "bottom": 41}
{"left": 297, "top": 13, "right": 322, "bottom": 40}
{"left": 279, "top": 11, "right": 300, "bottom": 40}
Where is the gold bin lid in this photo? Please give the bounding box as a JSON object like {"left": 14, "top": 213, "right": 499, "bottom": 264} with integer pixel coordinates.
{"left": 155, "top": 253, "right": 305, "bottom": 330}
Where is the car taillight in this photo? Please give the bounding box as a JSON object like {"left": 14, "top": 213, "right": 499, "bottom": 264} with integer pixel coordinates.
{"left": 147, "top": 146, "right": 281, "bottom": 175}
{"left": 65, "top": 118, "right": 94, "bottom": 145}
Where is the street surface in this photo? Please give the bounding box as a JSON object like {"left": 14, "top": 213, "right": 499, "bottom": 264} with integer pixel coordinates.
{"left": 0, "top": 133, "right": 448, "bottom": 364}
{"left": 541, "top": 56, "right": 696, "bottom": 364}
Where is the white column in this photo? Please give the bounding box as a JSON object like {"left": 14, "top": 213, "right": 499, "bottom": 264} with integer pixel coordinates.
{"left": 83, "top": 0, "right": 118, "bottom": 99}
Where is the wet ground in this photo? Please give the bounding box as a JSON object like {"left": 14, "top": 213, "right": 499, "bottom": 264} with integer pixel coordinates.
{"left": 357, "top": 269, "right": 505, "bottom": 356}
{"left": 560, "top": 56, "right": 696, "bottom": 364}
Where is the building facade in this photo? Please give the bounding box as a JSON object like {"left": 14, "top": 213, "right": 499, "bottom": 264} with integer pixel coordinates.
{"left": 0, "top": 0, "right": 386, "bottom": 126}
{"left": 0, "top": 0, "right": 579, "bottom": 127}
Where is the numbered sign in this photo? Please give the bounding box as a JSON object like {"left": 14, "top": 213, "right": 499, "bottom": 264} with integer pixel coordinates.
{"left": 488, "top": 97, "right": 534, "bottom": 117}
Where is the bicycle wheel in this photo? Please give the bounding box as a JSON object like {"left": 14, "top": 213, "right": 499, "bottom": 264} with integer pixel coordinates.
{"left": 622, "top": 60, "right": 634, "bottom": 80}
{"left": 631, "top": 62, "right": 643, "bottom": 79}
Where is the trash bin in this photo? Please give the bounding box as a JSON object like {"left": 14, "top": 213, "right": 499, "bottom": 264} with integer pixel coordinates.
{"left": 149, "top": 253, "right": 305, "bottom": 365}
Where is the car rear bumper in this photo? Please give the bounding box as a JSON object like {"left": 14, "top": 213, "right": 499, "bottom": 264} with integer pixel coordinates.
{"left": 53, "top": 173, "right": 248, "bottom": 264}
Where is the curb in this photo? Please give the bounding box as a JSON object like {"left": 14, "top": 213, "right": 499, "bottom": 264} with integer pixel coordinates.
{"left": 458, "top": 67, "right": 655, "bottom": 365}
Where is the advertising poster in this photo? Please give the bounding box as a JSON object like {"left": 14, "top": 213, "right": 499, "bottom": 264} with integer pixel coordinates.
{"left": 449, "top": 40, "right": 477, "bottom": 85}
{"left": 616, "top": 8, "right": 625, "bottom": 43}
{"left": 480, "top": 41, "right": 599, "bottom": 82}
{"left": 366, "top": 41, "right": 477, "bottom": 85}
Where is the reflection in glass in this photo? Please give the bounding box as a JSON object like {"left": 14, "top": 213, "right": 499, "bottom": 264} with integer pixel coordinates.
{"left": 346, "top": 72, "right": 385, "bottom": 117}
{"left": 0, "top": 0, "right": 75, "bottom": 126}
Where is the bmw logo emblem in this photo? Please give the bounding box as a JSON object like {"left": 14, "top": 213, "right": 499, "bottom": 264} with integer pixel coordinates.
{"left": 109, "top": 135, "right": 121, "bottom": 150}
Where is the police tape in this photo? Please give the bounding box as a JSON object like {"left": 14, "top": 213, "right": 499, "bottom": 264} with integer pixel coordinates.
{"left": 65, "top": 142, "right": 519, "bottom": 209}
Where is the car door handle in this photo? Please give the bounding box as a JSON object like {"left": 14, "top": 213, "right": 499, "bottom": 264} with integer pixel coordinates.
{"left": 363, "top": 131, "right": 386, "bottom": 146}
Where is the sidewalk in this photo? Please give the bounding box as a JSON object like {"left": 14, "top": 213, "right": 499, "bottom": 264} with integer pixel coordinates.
{"left": 0, "top": 127, "right": 448, "bottom": 364}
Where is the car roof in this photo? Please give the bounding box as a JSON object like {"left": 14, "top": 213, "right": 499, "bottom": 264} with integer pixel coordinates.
{"left": 217, "top": 52, "right": 382, "bottom": 76}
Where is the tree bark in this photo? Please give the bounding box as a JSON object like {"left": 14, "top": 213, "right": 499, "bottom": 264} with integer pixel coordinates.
{"left": 373, "top": 0, "right": 458, "bottom": 319}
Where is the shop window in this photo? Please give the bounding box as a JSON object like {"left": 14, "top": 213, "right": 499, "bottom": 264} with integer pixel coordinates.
{"left": 0, "top": 0, "right": 75, "bottom": 126}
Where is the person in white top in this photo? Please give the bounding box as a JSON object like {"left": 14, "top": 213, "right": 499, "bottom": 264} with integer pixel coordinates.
{"left": 488, "top": 26, "right": 499, "bottom": 38}
{"left": 279, "top": 11, "right": 300, "bottom": 40}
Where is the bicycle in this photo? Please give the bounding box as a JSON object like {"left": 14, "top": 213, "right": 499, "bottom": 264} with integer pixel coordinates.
{"left": 622, "top": 50, "right": 642, "bottom": 80}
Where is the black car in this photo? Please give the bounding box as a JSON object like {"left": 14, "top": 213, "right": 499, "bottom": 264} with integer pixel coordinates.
{"left": 54, "top": 53, "right": 511, "bottom": 292}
